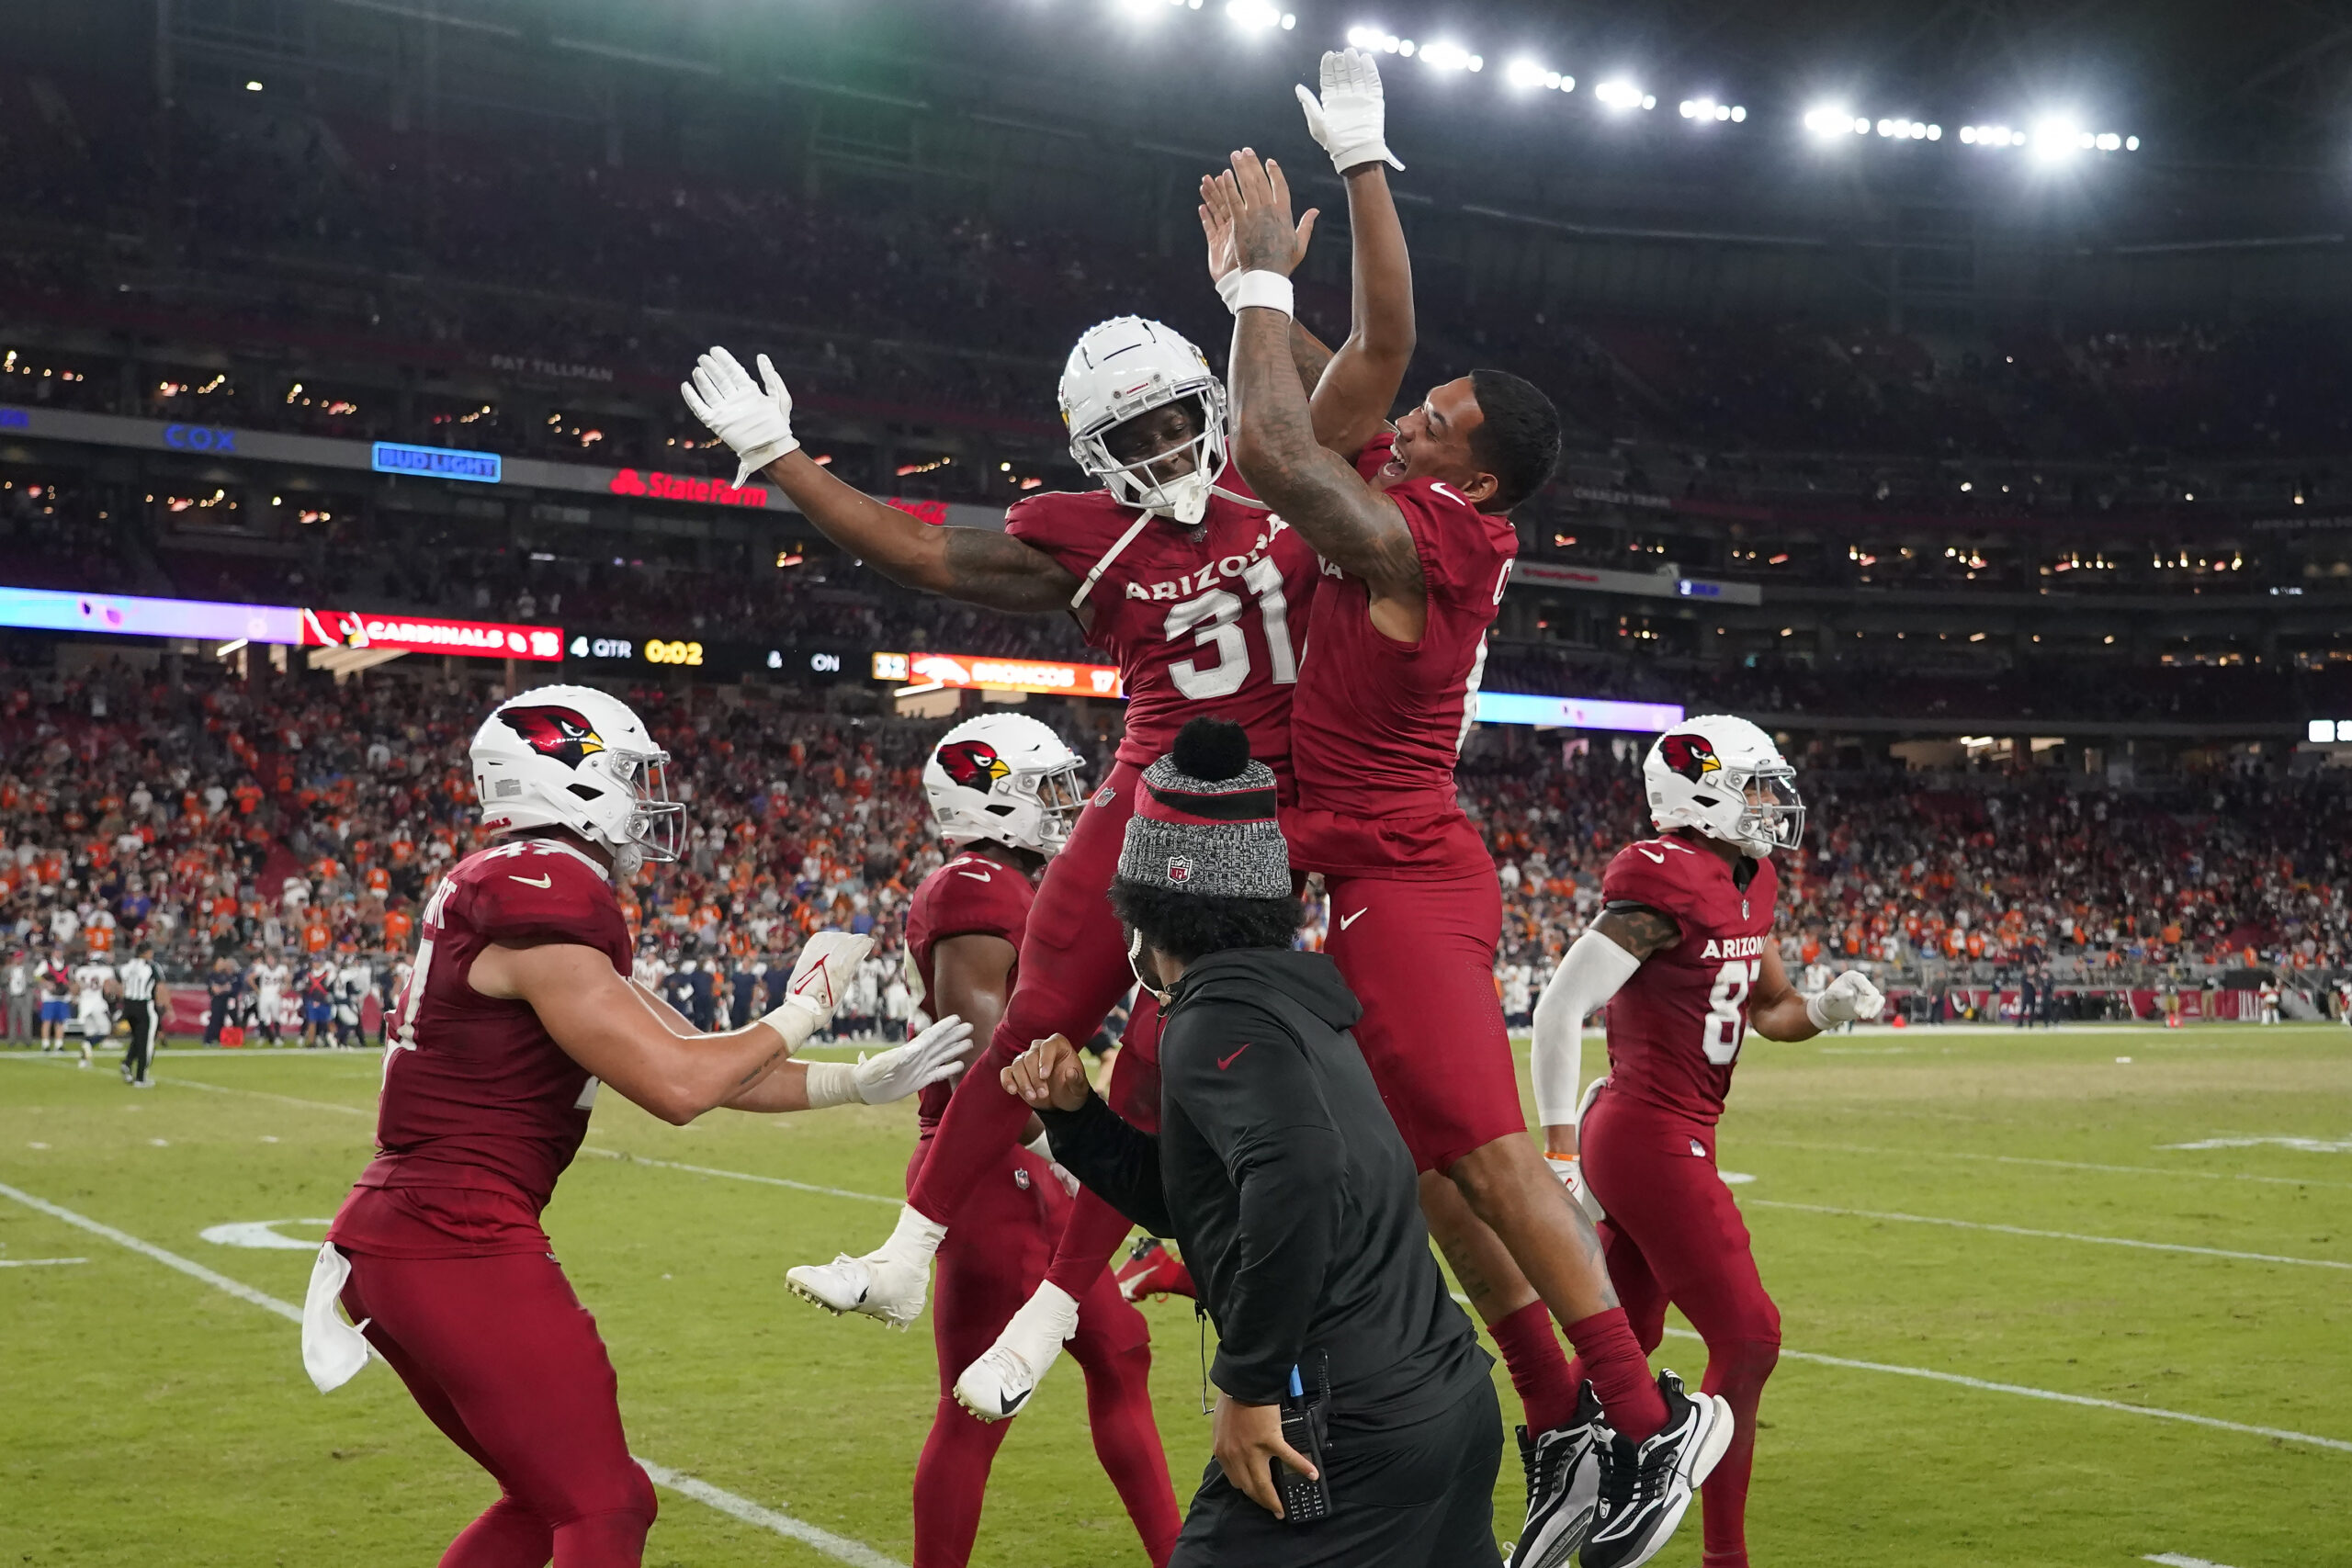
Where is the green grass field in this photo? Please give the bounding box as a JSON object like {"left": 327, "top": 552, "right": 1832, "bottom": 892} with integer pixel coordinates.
{"left": 2, "top": 1022, "right": 2346, "bottom": 1568}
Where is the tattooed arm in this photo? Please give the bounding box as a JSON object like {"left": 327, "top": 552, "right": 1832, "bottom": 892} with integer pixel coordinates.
{"left": 759, "top": 450, "right": 1080, "bottom": 615}
{"left": 1216, "top": 150, "right": 1425, "bottom": 627}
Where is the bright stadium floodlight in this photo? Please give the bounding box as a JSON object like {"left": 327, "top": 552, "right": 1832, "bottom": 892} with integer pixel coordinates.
{"left": 2031, "top": 117, "right": 2085, "bottom": 162}
{"left": 1419, "top": 40, "right": 1482, "bottom": 71}
{"left": 1507, "top": 58, "right": 1574, "bottom": 92}
{"left": 1594, "top": 78, "right": 1648, "bottom": 110}
{"left": 1226, "top": 0, "right": 1294, "bottom": 29}
{"left": 1803, "top": 106, "right": 1851, "bottom": 137}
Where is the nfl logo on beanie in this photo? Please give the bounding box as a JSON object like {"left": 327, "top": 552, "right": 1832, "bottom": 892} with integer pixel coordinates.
{"left": 1115, "top": 718, "right": 1290, "bottom": 901}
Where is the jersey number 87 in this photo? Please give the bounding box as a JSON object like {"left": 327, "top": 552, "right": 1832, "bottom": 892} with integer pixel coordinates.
{"left": 1702, "top": 958, "right": 1760, "bottom": 1065}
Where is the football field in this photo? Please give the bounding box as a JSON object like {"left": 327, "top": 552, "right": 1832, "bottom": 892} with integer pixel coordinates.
{"left": 1, "top": 1023, "right": 2345, "bottom": 1568}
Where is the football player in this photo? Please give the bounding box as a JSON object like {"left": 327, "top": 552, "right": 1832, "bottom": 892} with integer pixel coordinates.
{"left": 680, "top": 53, "right": 1418, "bottom": 1422}
{"left": 899, "top": 714, "right": 1181, "bottom": 1567}
{"left": 309, "top": 685, "right": 974, "bottom": 1568}
{"left": 1215, "top": 137, "right": 1725, "bottom": 1568}
{"left": 1530, "top": 716, "right": 1884, "bottom": 1568}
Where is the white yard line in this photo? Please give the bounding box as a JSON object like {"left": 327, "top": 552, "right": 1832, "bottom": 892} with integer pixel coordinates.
{"left": 0, "top": 1256, "right": 87, "bottom": 1268}
{"left": 1749, "top": 1200, "right": 2352, "bottom": 1270}
{"left": 577, "top": 1145, "right": 899, "bottom": 1205}
{"left": 2162, "top": 1135, "right": 2352, "bottom": 1154}
{"left": 2145, "top": 1555, "right": 2239, "bottom": 1567}
{"left": 1747, "top": 1139, "right": 2352, "bottom": 1191}
{"left": 162, "top": 1075, "right": 376, "bottom": 1118}
{"left": 0, "top": 1179, "right": 909, "bottom": 1568}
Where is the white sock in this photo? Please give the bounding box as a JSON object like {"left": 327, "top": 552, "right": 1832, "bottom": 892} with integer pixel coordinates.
{"left": 880, "top": 1203, "right": 947, "bottom": 1266}
{"left": 1010, "top": 1280, "right": 1080, "bottom": 1344}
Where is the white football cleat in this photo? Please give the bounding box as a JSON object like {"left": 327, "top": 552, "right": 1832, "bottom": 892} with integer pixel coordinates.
{"left": 955, "top": 1281, "right": 1080, "bottom": 1422}
{"left": 786, "top": 1204, "right": 944, "bottom": 1329}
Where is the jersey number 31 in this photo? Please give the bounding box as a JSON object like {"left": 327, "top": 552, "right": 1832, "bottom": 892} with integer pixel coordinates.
{"left": 1702, "top": 958, "right": 1761, "bottom": 1065}
{"left": 1165, "top": 558, "right": 1297, "bottom": 699}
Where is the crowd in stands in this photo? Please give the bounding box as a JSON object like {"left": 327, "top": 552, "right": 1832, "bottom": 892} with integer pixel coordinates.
{"left": 1457, "top": 735, "right": 2352, "bottom": 995}
{"left": 4, "top": 660, "right": 2348, "bottom": 1058}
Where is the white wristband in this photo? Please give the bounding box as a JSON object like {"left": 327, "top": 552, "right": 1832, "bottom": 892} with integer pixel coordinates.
{"left": 1215, "top": 270, "right": 1243, "bottom": 312}
{"left": 803, "top": 1059, "right": 857, "bottom": 1110}
{"left": 1227, "top": 269, "right": 1295, "bottom": 318}
{"left": 1804, "top": 993, "right": 1835, "bottom": 1032}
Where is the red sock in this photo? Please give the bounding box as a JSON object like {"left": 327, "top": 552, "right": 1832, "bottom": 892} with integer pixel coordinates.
{"left": 1080, "top": 1341, "right": 1182, "bottom": 1566}
{"left": 1563, "top": 1309, "right": 1667, "bottom": 1443}
{"left": 1043, "top": 1188, "right": 1141, "bottom": 1301}
{"left": 1699, "top": 1337, "right": 1777, "bottom": 1568}
{"left": 911, "top": 1395, "right": 1012, "bottom": 1568}
{"left": 1487, "top": 1301, "right": 1581, "bottom": 1435}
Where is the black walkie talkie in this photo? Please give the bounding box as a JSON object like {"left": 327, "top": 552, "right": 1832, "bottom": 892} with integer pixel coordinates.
{"left": 1274, "top": 1359, "right": 1333, "bottom": 1525}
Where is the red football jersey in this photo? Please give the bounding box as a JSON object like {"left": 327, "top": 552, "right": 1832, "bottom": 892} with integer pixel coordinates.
{"left": 1286, "top": 434, "right": 1518, "bottom": 875}
{"left": 1005, "top": 478, "right": 1318, "bottom": 781}
{"left": 1599, "top": 834, "right": 1782, "bottom": 1125}
{"left": 902, "top": 850, "right": 1034, "bottom": 1131}
{"left": 346, "top": 837, "right": 633, "bottom": 1217}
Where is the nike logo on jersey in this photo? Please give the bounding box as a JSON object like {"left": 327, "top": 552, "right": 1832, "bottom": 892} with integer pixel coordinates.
{"left": 956, "top": 870, "right": 993, "bottom": 882}
{"left": 1216, "top": 1044, "right": 1251, "bottom": 1070}
{"left": 1339, "top": 908, "right": 1368, "bottom": 931}
{"left": 1635, "top": 847, "right": 1667, "bottom": 864}
{"left": 509, "top": 874, "right": 553, "bottom": 888}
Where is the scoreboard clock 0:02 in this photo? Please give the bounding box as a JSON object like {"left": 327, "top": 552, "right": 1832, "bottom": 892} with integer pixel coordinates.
{"left": 644, "top": 638, "right": 705, "bottom": 667}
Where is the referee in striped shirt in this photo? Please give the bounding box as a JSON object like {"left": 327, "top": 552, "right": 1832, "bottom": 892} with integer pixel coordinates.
{"left": 119, "top": 943, "right": 166, "bottom": 1089}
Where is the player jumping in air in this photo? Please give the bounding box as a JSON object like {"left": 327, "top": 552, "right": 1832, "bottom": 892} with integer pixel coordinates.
{"left": 1530, "top": 716, "right": 1885, "bottom": 1568}
{"left": 305, "top": 685, "right": 974, "bottom": 1568}
{"left": 679, "top": 52, "right": 1415, "bottom": 1421}
{"left": 1213, "top": 131, "right": 1726, "bottom": 1568}
{"left": 898, "top": 714, "right": 1182, "bottom": 1566}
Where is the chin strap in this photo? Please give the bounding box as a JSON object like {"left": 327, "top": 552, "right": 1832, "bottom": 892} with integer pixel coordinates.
{"left": 1208, "top": 484, "right": 1272, "bottom": 511}
{"left": 1069, "top": 511, "right": 1156, "bottom": 610}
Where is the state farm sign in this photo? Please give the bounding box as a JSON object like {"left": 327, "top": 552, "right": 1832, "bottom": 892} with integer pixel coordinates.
{"left": 608, "top": 468, "right": 770, "bottom": 508}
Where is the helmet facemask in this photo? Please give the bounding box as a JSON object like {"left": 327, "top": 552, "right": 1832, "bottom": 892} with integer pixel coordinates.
{"left": 1719, "top": 762, "right": 1804, "bottom": 856}
{"left": 1071, "top": 389, "right": 1229, "bottom": 526}
{"left": 612, "top": 750, "right": 684, "bottom": 867}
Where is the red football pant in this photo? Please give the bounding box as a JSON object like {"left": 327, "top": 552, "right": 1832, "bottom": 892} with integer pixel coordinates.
{"left": 1572, "top": 1087, "right": 1781, "bottom": 1568}
{"left": 906, "top": 761, "right": 1156, "bottom": 1297}
{"left": 1321, "top": 868, "right": 1526, "bottom": 1173}
{"left": 910, "top": 1139, "right": 1180, "bottom": 1568}
{"left": 340, "top": 1248, "right": 658, "bottom": 1568}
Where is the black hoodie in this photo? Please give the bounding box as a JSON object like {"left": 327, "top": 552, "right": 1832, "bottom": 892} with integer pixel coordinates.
{"left": 1041, "top": 947, "right": 1489, "bottom": 1431}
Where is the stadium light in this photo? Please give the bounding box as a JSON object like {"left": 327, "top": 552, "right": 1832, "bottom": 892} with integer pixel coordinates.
{"left": 1803, "top": 106, "right": 1861, "bottom": 138}
{"left": 1678, "top": 97, "right": 1744, "bottom": 123}
{"left": 1506, "top": 58, "right": 1573, "bottom": 92}
{"left": 1593, "top": 79, "right": 1651, "bottom": 111}
{"left": 1226, "top": 0, "right": 1296, "bottom": 29}
{"left": 245, "top": 80, "right": 265, "bottom": 93}
{"left": 2030, "top": 117, "right": 2085, "bottom": 162}
{"left": 1418, "top": 40, "right": 1483, "bottom": 72}
{"left": 1348, "top": 25, "right": 1414, "bottom": 54}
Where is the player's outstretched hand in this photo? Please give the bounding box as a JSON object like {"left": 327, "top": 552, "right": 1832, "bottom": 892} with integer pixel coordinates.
{"left": 1295, "top": 48, "right": 1404, "bottom": 175}
{"left": 1210, "top": 151, "right": 1317, "bottom": 279}
{"left": 847, "top": 1015, "right": 974, "bottom": 1105}
{"left": 681, "top": 346, "right": 800, "bottom": 488}
{"left": 773, "top": 931, "right": 874, "bottom": 1036}
{"left": 1001, "top": 1032, "right": 1091, "bottom": 1113}
{"left": 1805, "top": 969, "right": 1886, "bottom": 1030}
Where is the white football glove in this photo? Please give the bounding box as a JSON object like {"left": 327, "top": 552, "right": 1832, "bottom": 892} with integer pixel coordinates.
{"left": 680, "top": 345, "right": 799, "bottom": 488}
{"left": 1544, "top": 1151, "right": 1608, "bottom": 1225}
{"left": 760, "top": 931, "right": 873, "bottom": 1051}
{"left": 1805, "top": 970, "right": 1886, "bottom": 1031}
{"left": 1295, "top": 49, "right": 1404, "bottom": 175}
{"left": 805, "top": 1015, "right": 974, "bottom": 1110}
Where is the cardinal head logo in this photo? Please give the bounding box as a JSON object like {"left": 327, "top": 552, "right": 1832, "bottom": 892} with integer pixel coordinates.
{"left": 499, "top": 705, "right": 606, "bottom": 769}
{"left": 937, "top": 740, "right": 1011, "bottom": 790}
{"left": 1659, "top": 733, "right": 1723, "bottom": 783}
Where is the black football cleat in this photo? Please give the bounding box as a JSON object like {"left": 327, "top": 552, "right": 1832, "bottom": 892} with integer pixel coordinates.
{"left": 1579, "top": 1370, "right": 1735, "bottom": 1568}
{"left": 1508, "top": 1382, "right": 1603, "bottom": 1568}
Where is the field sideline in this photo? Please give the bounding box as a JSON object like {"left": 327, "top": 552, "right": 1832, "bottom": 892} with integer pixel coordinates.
{"left": 2, "top": 1023, "right": 2346, "bottom": 1568}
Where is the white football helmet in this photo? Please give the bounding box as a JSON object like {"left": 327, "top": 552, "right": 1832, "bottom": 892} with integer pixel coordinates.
{"left": 471, "top": 685, "right": 683, "bottom": 874}
{"left": 1643, "top": 714, "right": 1804, "bottom": 858}
{"left": 923, "top": 714, "right": 1085, "bottom": 857}
{"left": 1058, "top": 317, "right": 1228, "bottom": 525}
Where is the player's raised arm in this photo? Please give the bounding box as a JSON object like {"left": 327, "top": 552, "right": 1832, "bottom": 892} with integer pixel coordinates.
{"left": 1291, "top": 48, "right": 1416, "bottom": 458}
{"left": 1215, "top": 151, "right": 1424, "bottom": 604}
{"left": 1748, "top": 941, "right": 1885, "bottom": 1042}
{"left": 682, "top": 347, "right": 1080, "bottom": 614}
